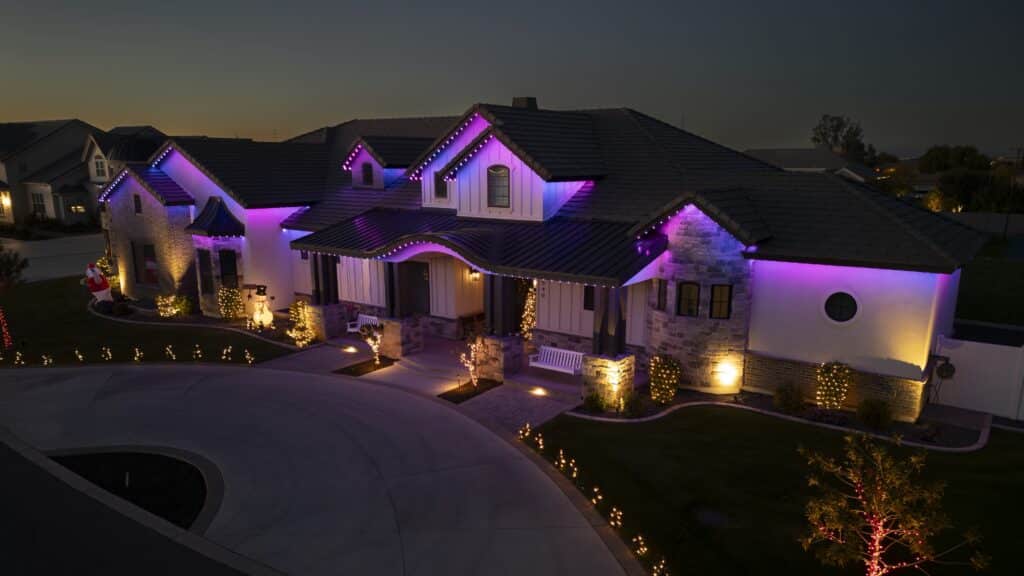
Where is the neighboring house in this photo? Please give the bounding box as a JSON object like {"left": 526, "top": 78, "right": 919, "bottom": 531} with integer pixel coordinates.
{"left": 0, "top": 120, "right": 103, "bottom": 226}
{"left": 744, "top": 147, "right": 876, "bottom": 183}
{"left": 0, "top": 178, "right": 11, "bottom": 225}
{"left": 103, "top": 98, "right": 987, "bottom": 423}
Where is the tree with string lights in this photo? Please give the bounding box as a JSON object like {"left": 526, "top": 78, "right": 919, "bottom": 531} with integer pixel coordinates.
{"left": 800, "top": 435, "right": 987, "bottom": 576}
{"left": 0, "top": 245, "right": 28, "bottom": 350}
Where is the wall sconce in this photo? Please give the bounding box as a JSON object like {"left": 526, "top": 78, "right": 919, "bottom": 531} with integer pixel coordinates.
{"left": 0, "top": 193, "right": 10, "bottom": 208}
{"left": 469, "top": 270, "right": 481, "bottom": 281}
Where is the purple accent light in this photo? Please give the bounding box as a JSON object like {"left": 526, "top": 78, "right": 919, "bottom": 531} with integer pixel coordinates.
{"left": 99, "top": 169, "right": 131, "bottom": 202}
{"left": 410, "top": 113, "right": 488, "bottom": 180}
{"left": 445, "top": 134, "right": 495, "bottom": 181}
{"left": 342, "top": 143, "right": 364, "bottom": 171}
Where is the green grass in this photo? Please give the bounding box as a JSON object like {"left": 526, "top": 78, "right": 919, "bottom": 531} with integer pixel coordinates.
{"left": 539, "top": 406, "right": 1024, "bottom": 576}
{"left": 956, "top": 239, "right": 1024, "bottom": 325}
{"left": 0, "top": 277, "right": 294, "bottom": 365}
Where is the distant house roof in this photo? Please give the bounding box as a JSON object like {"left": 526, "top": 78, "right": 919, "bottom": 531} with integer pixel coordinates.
{"left": 155, "top": 137, "right": 330, "bottom": 208}
{"left": 0, "top": 120, "right": 76, "bottom": 160}
{"left": 22, "top": 150, "right": 84, "bottom": 184}
{"left": 94, "top": 126, "right": 168, "bottom": 164}
{"left": 294, "top": 103, "right": 984, "bottom": 276}
{"left": 185, "top": 197, "right": 245, "bottom": 237}
{"left": 102, "top": 163, "right": 194, "bottom": 206}
{"left": 744, "top": 148, "right": 876, "bottom": 182}
{"left": 349, "top": 136, "right": 437, "bottom": 169}
{"left": 53, "top": 184, "right": 89, "bottom": 198}
{"left": 292, "top": 207, "right": 663, "bottom": 286}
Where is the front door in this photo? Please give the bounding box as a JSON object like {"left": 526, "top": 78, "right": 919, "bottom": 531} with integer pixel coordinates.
{"left": 398, "top": 261, "right": 430, "bottom": 316}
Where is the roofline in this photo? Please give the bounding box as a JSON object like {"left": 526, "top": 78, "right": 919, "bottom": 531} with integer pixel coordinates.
{"left": 342, "top": 138, "right": 387, "bottom": 171}
{"left": 628, "top": 192, "right": 770, "bottom": 246}
{"left": 1, "top": 119, "right": 92, "bottom": 161}
{"left": 100, "top": 165, "right": 195, "bottom": 207}
{"left": 150, "top": 139, "right": 254, "bottom": 208}
{"left": 22, "top": 154, "right": 85, "bottom": 185}
{"left": 743, "top": 252, "right": 961, "bottom": 275}
{"left": 406, "top": 107, "right": 482, "bottom": 179}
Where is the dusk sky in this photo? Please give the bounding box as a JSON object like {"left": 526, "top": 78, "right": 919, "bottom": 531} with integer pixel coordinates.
{"left": 2, "top": 0, "right": 1021, "bottom": 157}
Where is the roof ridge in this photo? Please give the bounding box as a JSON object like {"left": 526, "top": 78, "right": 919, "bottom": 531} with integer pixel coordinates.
{"left": 833, "top": 176, "right": 962, "bottom": 267}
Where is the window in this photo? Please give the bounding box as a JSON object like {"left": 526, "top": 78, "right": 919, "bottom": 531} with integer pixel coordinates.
{"left": 142, "top": 244, "right": 158, "bottom": 285}
{"left": 94, "top": 155, "right": 106, "bottom": 178}
{"left": 218, "top": 250, "right": 238, "bottom": 289}
{"left": 130, "top": 241, "right": 140, "bottom": 283}
{"left": 133, "top": 193, "right": 142, "bottom": 214}
{"left": 31, "top": 192, "right": 46, "bottom": 216}
{"left": 824, "top": 292, "right": 857, "bottom": 322}
{"left": 583, "top": 286, "right": 595, "bottom": 311}
{"left": 361, "top": 162, "right": 373, "bottom": 186}
{"left": 676, "top": 282, "right": 700, "bottom": 317}
{"left": 300, "top": 250, "right": 309, "bottom": 261}
{"left": 69, "top": 204, "right": 86, "bottom": 214}
{"left": 197, "top": 249, "right": 214, "bottom": 294}
{"left": 487, "top": 165, "right": 510, "bottom": 208}
{"left": 433, "top": 171, "right": 448, "bottom": 199}
{"left": 710, "top": 284, "right": 733, "bottom": 319}
{"left": 654, "top": 279, "right": 667, "bottom": 311}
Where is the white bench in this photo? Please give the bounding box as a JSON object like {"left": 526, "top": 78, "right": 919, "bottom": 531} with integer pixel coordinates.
{"left": 529, "top": 346, "right": 585, "bottom": 375}
{"left": 347, "top": 313, "right": 380, "bottom": 333}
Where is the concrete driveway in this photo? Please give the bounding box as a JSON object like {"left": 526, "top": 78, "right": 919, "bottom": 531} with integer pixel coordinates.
{"left": 0, "top": 365, "right": 623, "bottom": 576}
{"left": 1, "top": 233, "right": 104, "bottom": 281}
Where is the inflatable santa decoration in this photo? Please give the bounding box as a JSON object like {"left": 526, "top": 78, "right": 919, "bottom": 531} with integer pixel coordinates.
{"left": 85, "top": 263, "right": 112, "bottom": 302}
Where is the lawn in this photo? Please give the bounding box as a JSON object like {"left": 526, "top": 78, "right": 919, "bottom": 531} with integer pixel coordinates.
{"left": 956, "top": 239, "right": 1024, "bottom": 325}
{"left": 539, "top": 406, "right": 1024, "bottom": 576}
{"left": 0, "top": 277, "right": 294, "bottom": 365}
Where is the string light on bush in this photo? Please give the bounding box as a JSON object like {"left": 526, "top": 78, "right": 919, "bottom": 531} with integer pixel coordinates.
{"left": 651, "top": 558, "right": 670, "bottom": 576}
{"left": 244, "top": 349, "right": 255, "bottom": 366}
{"left": 816, "top": 361, "right": 852, "bottom": 410}
{"left": 285, "top": 300, "right": 315, "bottom": 347}
{"left": 217, "top": 286, "right": 244, "bottom": 319}
{"left": 132, "top": 347, "right": 144, "bottom": 362}
{"left": 100, "top": 347, "right": 112, "bottom": 361}
{"left": 221, "top": 345, "right": 233, "bottom": 361}
{"left": 632, "top": 535, "right": 648, "bottom": 557}
{"left": 609, "top": 507, "right": 623, "bottom": 529}
{"left": 156, "top": 294, "right": 190, "bottom": 317}
{"left": 520, "top": 282, "right": 537, "bottom": 342}
{"left": 192, "top": 344, "right": 203, "bottom": 361}
{"left": 164, "top": 345, "right": 176, "bottom": 361}
{"left": 590, "top": 486, "right": 603, "bottom": 507}
{"left": 74, "top": 349, "right": 85, "bottom": 362}
{"left": 649, "top": 354, "right": 681, "bottom": 405}
{"left": 518, "top": 422, "right": 532, "bottom": 440}
{"left": 13, "top": 351, "right": 24, "bottom": 366}
{"left": 40, "top": 354, "right": 53, "bottom": 367}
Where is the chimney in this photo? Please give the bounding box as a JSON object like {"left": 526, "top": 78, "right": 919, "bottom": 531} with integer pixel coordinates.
{"left": 511, "top": 97, "right": 538, "bottom": 110}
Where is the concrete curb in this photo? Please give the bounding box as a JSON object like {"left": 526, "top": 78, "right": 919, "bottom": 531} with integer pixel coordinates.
{"left": 85, "top": 301, "right": 301, "bottom": 351}
{"left": 565, "top": 401, "right": 993, "bottom": 453}
{"left": 0, "top": 425, "right": 284, "bottom": 576}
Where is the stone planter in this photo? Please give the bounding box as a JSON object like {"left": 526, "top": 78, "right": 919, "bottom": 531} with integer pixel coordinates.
{"left": 582, "top": 353, "right": 636, "bottom": 407}
{"left": 475, "top": 335, "right": 524, "bottom": 383}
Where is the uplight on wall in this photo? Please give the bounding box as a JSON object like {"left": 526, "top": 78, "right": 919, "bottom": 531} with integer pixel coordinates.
{"left": 0, "top": 193, "right": 11, "bottom": 208}
{"left": 712, "top": 359, "right": 741, "bottom": 388}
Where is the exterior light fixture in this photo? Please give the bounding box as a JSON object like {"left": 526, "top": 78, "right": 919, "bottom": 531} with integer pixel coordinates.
{"left": 529, "top": 387, "right": 548, "bottom": 397}
{"left": 713, "top": 359, "right": 740, "bottom": 388}
{"left": 469, "top": 270, "right": 481, "bottom": 281}
{"left": 342, "top": 345, "right": 358, "bottom": 354}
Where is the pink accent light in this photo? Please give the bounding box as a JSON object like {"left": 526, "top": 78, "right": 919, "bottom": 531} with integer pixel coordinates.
{"left": 342, "top": 143, "right": 364, "bottom": 171}
{"left": 410, "top": 113, "right": 487, "bottom": 180}
{"left": 445, "top": 134, "right": 495, "bottom": 181}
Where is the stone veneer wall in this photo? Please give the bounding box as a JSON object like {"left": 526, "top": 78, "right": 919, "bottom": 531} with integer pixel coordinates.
{"left": 308, "top": 300, "right": 387, "bottom": 341}
{"left": 646, "top": 206, "right": 751, "bottom": 390}
{"left": 380, "top": 316, "right": 424, "bottom": 359}
{"left": 744, "top": 352, "right": 928, "bottom": 423}
{"left": 532, "top": 328, "right": 593, "bottom": 354}
{"left": 423, "top": 316, "right": 459, "bottom": 340}
{"left": 582, "top": 354, "right": 637, "bottom": 406}
{"left": 476, "top": 335, "right": 524, "bottom": 382}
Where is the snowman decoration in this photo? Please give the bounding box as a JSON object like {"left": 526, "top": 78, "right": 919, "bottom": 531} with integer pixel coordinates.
{"left": 84, "top": 263, "right": 112, "bottom": 302}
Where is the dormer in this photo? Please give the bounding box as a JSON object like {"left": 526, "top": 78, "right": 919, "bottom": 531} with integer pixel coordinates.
{"left": 82, "top": 133, "right": 111, "bottom": 183}
{"left": 343, "top": 136, "right": 434, "bottom": 190}
{"left": 407, "top": 98, "right": 605, "bottom": 221}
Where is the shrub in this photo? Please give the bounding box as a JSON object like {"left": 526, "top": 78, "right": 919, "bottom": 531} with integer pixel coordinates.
{"left": 773, "top": 382, "right": 805, "bottom": 414}
{"left": 285, "top": 300, "right": 315, "bottom": 347}
{"left": 217, "top": 286, "right": 244, "bottom": 319}
{"left": 816, "top": 361, "right": 852, "bottom": 410}
{"left": 155, "top": 294, "right": 191, "bottom": 317}
{"left": 582, "top": 392, "right": 603, "bottom": 413}
{"left": 649, "top": 354, "right": 681, "bottom": 405}
{"left": 857, "top": 398, "right": 893, "bottom": 431}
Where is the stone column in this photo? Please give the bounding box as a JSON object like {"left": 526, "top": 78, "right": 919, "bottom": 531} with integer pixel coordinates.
{"left": 379, "top": 316, "right": 424, "bottom": 359}
{"left": 476, "top": 335, "right": 524, "bottom": 382}
{"left": 582, "top": 353, "right": 636, "bottom": 408}
{"left": 484, "top": 275, "right": 520, "bottom": 336}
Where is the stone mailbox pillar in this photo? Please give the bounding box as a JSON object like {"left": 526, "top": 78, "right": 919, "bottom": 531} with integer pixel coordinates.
{"left": 582, "top": 353, "right": 636, "bottom": 409}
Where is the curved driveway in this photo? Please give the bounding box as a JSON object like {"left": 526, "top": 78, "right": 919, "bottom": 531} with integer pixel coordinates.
{"left": 0, "top": 366, "right": 623, "bottom": 576}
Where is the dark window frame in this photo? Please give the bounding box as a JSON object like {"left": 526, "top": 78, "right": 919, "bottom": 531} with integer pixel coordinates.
{"left": 133, "top": 193, "right": 142, "bottom": 214}
{"left": 486, "top": 165, "right": 510, "bottom": 208}
{"left": 142, "top": 244, "right": 158, "bottom": 285}
{"left": 433, "top": 171, "right": 448, "bottom": 199}
{"left": 197, "top": 249, "right": 214, "bottom": 294}
{"left": 31, "top": 192, "right": 46, "bottom": 216}
{"left": 218, "top": 249, "right": 239, "bottom": 289}
{"left": 360, "top": 162, "right": 374, "bottom": 186}
{"left": 709, "top": 284, "right": 733, "bottom": 319}
{"left": 676, "top": 281, "right": 700, "bottom": 317}
{"left": 583, "top": 285, "right": 595, "bottom": 311}
{"left": 654, "top": 279, "right": 667, "bottom": 311}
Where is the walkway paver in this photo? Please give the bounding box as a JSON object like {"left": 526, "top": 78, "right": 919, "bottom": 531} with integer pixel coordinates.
{"left": 0, "top": 365, "right": 623, "bottom": 576}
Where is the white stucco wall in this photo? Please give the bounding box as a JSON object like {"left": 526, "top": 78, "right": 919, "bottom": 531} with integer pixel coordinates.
{"left": 338, "top": 256, "right": 387, "bottom": 307}
{"left": 748, "top": 260, "right": 955, "bottom": 378}
{"left": 159, "top": 150, "right": 248, "bottom": 220}
{"left": 420, "top": 115, "right": 490, "bottom": 209}
{"left": 536, "top": 281, "right": 593, "bottom": 337}
{"left": 292, "top": 250, "right": 313, "bottom": 296}
{"left": 426, "top": 255, "right": 484, "bottom": 319}
{"left": 452, "top": 138, "right": 546, "bottom": 221}
{"left": 242, "top": 207, "right": 302, "bottom": 309}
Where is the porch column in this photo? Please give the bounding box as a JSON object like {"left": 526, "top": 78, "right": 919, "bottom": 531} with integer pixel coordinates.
{"left": 310, "top": 255, "right": 322, "bottom": 305}
{"left": 319, "top": 255, "right": 338, "bottom": 304}
{"left": 385, "top": 262, "right": 399, "bottom": 318}
{"left": 592, "top": 285, "right": 626, "bottom": 356}
{"left": 484, "top": 275, "right": 519, "bottom": 336}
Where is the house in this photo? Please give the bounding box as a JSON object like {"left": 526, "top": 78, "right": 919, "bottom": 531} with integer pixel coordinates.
{"left": 289, "top": 99, "right": 984, "bottom": 422}
{"left": 102, "top": 98, "right": 986, "bottom": 423}
{"left": 744, "top": 147, "right": 877, "bottom": 183}
{"left": 0, "top": 120, "right": 103, "bottom": 226}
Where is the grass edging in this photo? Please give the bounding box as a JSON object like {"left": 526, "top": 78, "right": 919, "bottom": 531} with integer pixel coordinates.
{"left": 86, "top": 302, "right": 301, "bottom": 351}
{"left": 566, "top": 401, "right": 993, "bottom": 453}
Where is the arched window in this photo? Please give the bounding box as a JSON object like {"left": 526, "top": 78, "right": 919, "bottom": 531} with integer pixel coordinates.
{"left": 487, "top": 165, "right": 510, "bottom": 208}
{"left": 361, "top": 162, "right": 374, "bottom": 186}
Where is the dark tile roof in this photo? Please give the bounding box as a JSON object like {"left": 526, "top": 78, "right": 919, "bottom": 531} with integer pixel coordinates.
{"left": 292, "top": 208, "right": 662, "bottom": 285}
{"left": 281, "top": 178, "right": 423, "bottom": 232}
{"left": 103, "top": 163, "right": 194, "bottom": 206}
{"left": 357, "top": 136, "right": 437, "bottom": 168}
{"left": 54, "top": 184, "right": 88, "bottom": 197}
{"left": 185, "top": 197, "right": 245, "bottom": 237}
{"left": 22, "top": 150, "right": 84, "bottom": 184}
{"left": 104, "top": 126, "right": 167, "bottom": 164}
{"left": 0, "top": 120, "right": 74, "bottom": 160}
{"left": 744, "top": 147, "right": 876, "bottom": 181}
{"left": 162, "top": 138, "right": 330, "bottom": 208}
